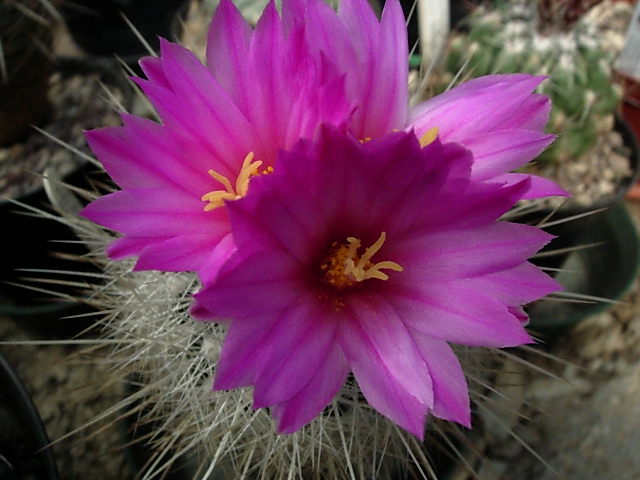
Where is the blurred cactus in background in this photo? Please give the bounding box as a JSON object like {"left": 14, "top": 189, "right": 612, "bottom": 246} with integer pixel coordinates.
{"left": 437, "top": 0, "right": 623, "bottom": 166}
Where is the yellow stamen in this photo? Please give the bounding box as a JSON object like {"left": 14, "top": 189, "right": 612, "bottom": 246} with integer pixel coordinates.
{"left": 320, "top": 232, "right": 403, "bottom": 289}
{"left": 201, "top": 152, "right": 263, "bottom": 212}
{"left": 419, "top": 126, "right": 439, "bottom": 147}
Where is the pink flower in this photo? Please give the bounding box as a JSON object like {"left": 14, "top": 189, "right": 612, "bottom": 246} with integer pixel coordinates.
{"left": 193, "top": 128, "right": 560, "bottom": 437}
{"left": 81, "top": 0, "right": 565, "bottom": 281}
{"left": 290, "top": 0, "right": 565, "bottom": 198}
{"left": 81, "top": 0, "right": 354, "bottom": 280}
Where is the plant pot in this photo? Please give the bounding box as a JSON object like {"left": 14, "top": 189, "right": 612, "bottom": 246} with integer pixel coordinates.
{"left": 0, "top": 354, "right": 60, "bottom": 480}
{"left": 0, "top": 59, "right": 129, "bottom": 333}
{"left": 60, "top": 0, "right": 189, "bottom": 71}
{"left": 0, "top": 164, "right": 104, "bottom": 330}
{"left": 619, "top": 75, "right": 640, "bottom": 200}
{"left": 0, "top": 0, "right": 54, "bottom": 146}
{"left": 526, "top": 203, "right": 640, "bottom": 330}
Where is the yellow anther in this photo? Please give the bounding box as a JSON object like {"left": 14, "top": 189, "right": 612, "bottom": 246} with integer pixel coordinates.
{"left": 321, "top": 232, "right": 403, "bottom": 289}
{"left": 419, "top": 127, "right": 439, "bottom": 147}
{"left": 201, "top": 152, "right": 263, "bottom": 212}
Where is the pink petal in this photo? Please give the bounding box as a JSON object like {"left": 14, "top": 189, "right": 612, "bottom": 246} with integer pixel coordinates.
{"left": 136, "top": 39, "right": 254, "bottom": 175}
{"left": 466, "top": 130, "right": 556, "bottom": 180}
{"left": 338, "top": 295, "right": 433, "bottom": 438}
{"left": 493, "top": 173, "right": 570, "bottom": 199}
{"left": 245, "top": 2, "right": 287, "bottom": 155}
{"left": 225, "top": 168, "right": 328, "bottom": 264}
{"left": 464, "top": 262, "right": 561, "bottom": 306}
{"left": 387, "top": 281, "right": 534, "bottom": 347}
{"left": 409, "top": 74, "right": 547, "bottom": 143}
{"left": 339, "top": 0, "right": 408, "bottom": 138}
{"left": 193, "top": 251, "right": 303, "bottom": 321}
{"left": 395, "top": 222, "right": 554, "bottom": 279}
{"left": 500, "top": 93, "right": 551, "bottom": 131}
{"left": 206, "top": 0, "right": 252, "bottom": 112}
{"left": 80, "top": 188, "right": 218, "bottom": 237}
{"left": 271, "top": 343, "right": 349, "bottom": 434}
{"left": 411, "top": 332, "right": 471, "bottom": 427}
{"left": 139, "top": 56, "right": 171, "bottom": 90}
{"left": 196, "top": 233, "right": 237, "bottom": 284}
{"left": 85, "top": 118, "right": 208, "bottom": 192}
{"left": 132, "top": 233, "right": 227, "bottom": 273}
{"left": 412, "top": 177, "right": 531, "bottom": 230}
{"left": 106, "top": 236, "right": 151, "bottom": 260}
{"left": 301, "top": 0, "right": 357, "bottom": 74}
{"left": 253, "top": 298, "right": 339, "bottom": 407}
{"left": 211, "top": 313, "right": 283, "bottom": 390}
{"left": 211, "top": 293, "right": 331, "bottom": 392}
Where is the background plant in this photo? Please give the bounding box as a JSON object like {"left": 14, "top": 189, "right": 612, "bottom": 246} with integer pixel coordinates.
{"left": 435, "top": 0, "right": 622, "bottom": 165}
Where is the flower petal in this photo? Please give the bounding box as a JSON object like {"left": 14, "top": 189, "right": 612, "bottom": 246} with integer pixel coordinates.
{"left": 132, "top": 234, "right": 227, "bottom": 273}
{"left": 411, "top": 332, "right": 471, "bottom": 427}
{"left": 387, "top": 281, "right": 534, "bottom": 347}
{"left": 135, "top": 39, "right": 255, "bottom": 175}
{"left": 339, "top": 295, "right": 433, "bottom": 438}
{"left": 85, "top": 116, "right": 209, "bottom": 192}
{"left": 466, "top": 130, "right": 556, "bottom": 180}
{"left": 493, "top": 173, "right": 570, "bottom": 199}
{"left": 193, "top": 251, "right": 303, "bottom": 320}
{"left": 394, "top": 222, "right": 554, "bottom": 279}
{"left": 253, "top": 297, "right": 339, "bottom": 407}
{"left": 339, "top": 0, "right": 408, "bottom": 138}
{"left": 409, "top": 74, "right": 547, "bottom": 142}
{"left": 206, "top": 0, "right": 252, "bottom": 111}
{"left": 271, "top": 343, "right": 349, "bottom": 434}
{"left": 80, "top": 188, "right": 216, "bottom": 237}
{"left": 464, "top": 262, "right": 561, "bottom": 306}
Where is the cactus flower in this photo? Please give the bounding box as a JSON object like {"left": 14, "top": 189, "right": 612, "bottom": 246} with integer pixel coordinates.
{"left": 81, "top": 0, "right": 565, "bottom": 282}
{"left": 193, "top": 128, "right": 560, "bottom": 436}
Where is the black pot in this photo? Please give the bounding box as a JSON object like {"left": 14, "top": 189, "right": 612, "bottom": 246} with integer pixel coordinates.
{"left": 0, "top": 59, "right": 127, "bottom": 334}
{"left": 61, "top": 0, "right": 189, "bottom": 70}
{"left": 0, "top": 164, "right": 105, "bottom": 332}
{"left": 526, "top": 203, "right": 640, "bottom": 330}
{"left": 0, "top": 354, "right": 60, "bottom": 480}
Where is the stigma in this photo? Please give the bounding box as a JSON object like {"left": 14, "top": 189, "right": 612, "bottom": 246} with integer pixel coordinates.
{"left": 320, "top": 232, "right": 403, "bottom": 289}
{"left": 201, "top": 152, "right": 263, "bottom": 212}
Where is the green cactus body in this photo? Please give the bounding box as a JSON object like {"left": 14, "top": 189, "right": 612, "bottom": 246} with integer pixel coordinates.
{"left": 440, "top": 0, "right": 622, "bottom": 168}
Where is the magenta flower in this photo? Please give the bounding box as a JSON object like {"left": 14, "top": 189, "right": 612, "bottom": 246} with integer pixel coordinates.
{"left": 80, "top": 0, "right": 355, "bottom": 280}
{"left": 290, "top": 0, "right": 565, "bottom": 198}
{"left": 193, "top": 128, "right": 560, "bottom": 437}
{"left": 81, "top": 0, "right": 565, "bottom": 281}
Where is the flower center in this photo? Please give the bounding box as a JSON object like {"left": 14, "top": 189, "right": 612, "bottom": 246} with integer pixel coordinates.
{"left": 320, "top": 232, "right": 403, "bottom": 289}
{"left": 201, "top": 152, "right": 265, "bottom": 212}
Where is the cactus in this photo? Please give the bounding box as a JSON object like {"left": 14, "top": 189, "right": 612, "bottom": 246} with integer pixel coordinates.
{"left": 0, "top": 0, "right": 55, "bottom": 146}
{"left": 437, "top": 0, "right": 623, "bottom": 166}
